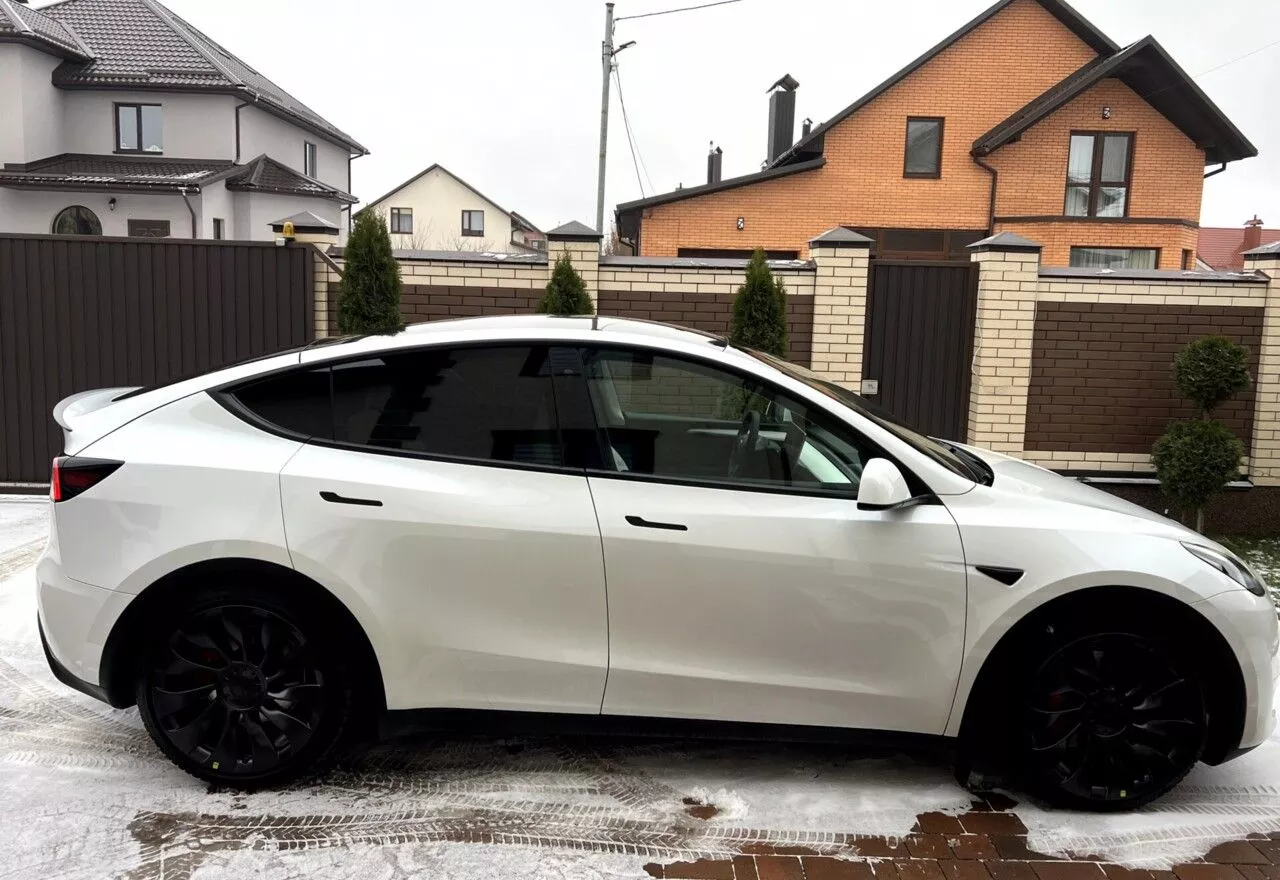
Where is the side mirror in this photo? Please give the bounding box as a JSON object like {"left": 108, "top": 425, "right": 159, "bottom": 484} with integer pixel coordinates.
{"left": 857, "top": 458, "right": 914, "bottom": 511}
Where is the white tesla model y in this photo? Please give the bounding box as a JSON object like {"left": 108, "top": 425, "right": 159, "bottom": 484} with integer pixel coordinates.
{"left": 36, "top": 315, "right": 1277, "bottom": 809}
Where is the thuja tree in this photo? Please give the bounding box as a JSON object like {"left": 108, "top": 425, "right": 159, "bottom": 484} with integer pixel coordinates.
{"left": 537, "top": 254, "right": 594, "bottom": 315}
{"left": 1151, "top": 336, "right": 1251, "bottom": 532}
{"left": 729, "top": 249, "right": 788, "bottom": 358}
{"left": 338, "top": 211, "right": 404, "bottom": 335}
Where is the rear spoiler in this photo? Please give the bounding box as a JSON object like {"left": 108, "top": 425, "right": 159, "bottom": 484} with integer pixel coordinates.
{"left": 52, "top": 387, "right": 140, "bottom": 450}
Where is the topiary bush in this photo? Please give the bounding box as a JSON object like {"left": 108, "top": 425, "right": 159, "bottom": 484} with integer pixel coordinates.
{"left": 338, "top": 211, "right": 404, "bottom": 335}
{"left": 1173, "top": 335, "right": 1251, "bottom": 416}
{"left": 537, "top": 254, "right": 594, "bottom": 315}
{"left": 1152, "top": 421, "right": 1244, "bottom": 531}
{"left": 729, "top": 249, "right": 788, "bottom": 358}
{"left": 1152, "top": 335, "right": 1252, "bottom": 532}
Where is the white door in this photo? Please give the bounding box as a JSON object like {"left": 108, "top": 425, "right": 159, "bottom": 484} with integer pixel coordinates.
{"left": 581, "top": 346, "right": 968, "bottom": 735}
{"left": 240, "top": 344, "right": 609, "bottom": 714}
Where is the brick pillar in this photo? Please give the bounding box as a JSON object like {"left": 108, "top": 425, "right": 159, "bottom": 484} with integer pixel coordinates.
{"left": 1243, "top": 242, "right": 1280, "bottom": 486}
{"left": 807, "top": 227, "right": 872, "bottom": 391}
{"left": 546, "top": 221, "right": 602, "bottom": 309}
{"left": 965, "top": 232, "right": 1042, "bottom": 454}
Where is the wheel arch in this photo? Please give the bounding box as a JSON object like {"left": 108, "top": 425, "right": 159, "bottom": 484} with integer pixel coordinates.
{"left": 99, "top": 557, "right": 387, "bottom": 719}
{"left": 954, "top": 585, "right": 1246, "bottom": 765}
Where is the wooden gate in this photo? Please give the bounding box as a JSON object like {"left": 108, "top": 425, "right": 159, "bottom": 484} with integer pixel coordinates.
{"left": 0, "top": 234, "right": 314, "bottom": 485}
{"left": 861, "top": 260, "right": 977, "bottom": 440}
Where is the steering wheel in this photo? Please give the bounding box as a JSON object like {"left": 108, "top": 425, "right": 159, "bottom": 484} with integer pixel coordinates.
{"left": 727, "top": 410, "right": 761, "bottom": 478}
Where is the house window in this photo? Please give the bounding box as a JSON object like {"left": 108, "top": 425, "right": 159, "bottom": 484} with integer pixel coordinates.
{"left": 1182, "top": 248, "right": 1193, "bottom": 270}
{"left": 115, "top": 104, "right": 162, "bottom": 153}
{"left": 213, "top": 218, "right": 225, "bottom": 240}
{"left": 51, "top": 205, "right": 102, "bottom": 235}
{"left": 1069, "top": 247, "right": 1158, "bottom": 270}
{"left": 127, "top": 219, "right": 170, "bottom": 238}
{"left": 390, "top": 208, "right": 413, "bottom": 234}
{"left": 461, "top": 210, "right": 484, "bottom": 237}
{"left": 1065, "top": 132, "right": 1132, "bottom": 217}
{"left": 903, "top": 117, "right": 944, "bottom": 178}
{"left": 304, "top": 141, "right": 318, "bottom": 177}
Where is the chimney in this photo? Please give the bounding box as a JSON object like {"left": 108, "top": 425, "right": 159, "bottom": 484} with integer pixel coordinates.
{"left": 706, "top": 143, "right": 723, "bottom": 185}
{"left": 801, "top": 117, "right": 813, "bottom": 138}
{"left": 1244, "top": 215, "right": 1264, "bottom": 252}
{"left": 765, "top": 74, "right": 799, "bottom": 164}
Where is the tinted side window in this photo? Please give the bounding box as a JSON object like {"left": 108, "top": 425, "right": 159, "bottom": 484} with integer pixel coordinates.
{"left": 231, "top": 368, "right": 333, "bottom": 439}
{"left": 583, "top": 347, "right": 880, "bottom": 493}
{"left": 331, "top": 346, "right": 563, "bottom": 466}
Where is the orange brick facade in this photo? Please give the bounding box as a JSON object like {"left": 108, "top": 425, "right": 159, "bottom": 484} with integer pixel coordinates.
{"left": 632, "top": 0, "right": 1206, "bottom": 267}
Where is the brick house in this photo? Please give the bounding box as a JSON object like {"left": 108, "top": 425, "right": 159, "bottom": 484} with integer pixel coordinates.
{"left": 614, "top": 0, "right": 1255, "bottom": 270}
{"left": 1199, "top": 217, "right": 1280, "bottom": 271}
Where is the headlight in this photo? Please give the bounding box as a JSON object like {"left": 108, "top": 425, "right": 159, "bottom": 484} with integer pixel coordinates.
{"left": 1183, "top": 542, "right": 1269, "bottom": 597}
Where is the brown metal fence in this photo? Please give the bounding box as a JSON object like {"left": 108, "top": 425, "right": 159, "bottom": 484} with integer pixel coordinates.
{"left": 861, "top": 260, "right": 978, "bottom": 441}
{"left": 0, "top": 234, "right": 314, "bottom": 485}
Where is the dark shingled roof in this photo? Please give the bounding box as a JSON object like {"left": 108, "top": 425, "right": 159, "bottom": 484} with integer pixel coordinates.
{"left": 972, "top": 36, "right": 1256, "bottom": 166}
{"left": 225, "top": 154, "right": 356, "bottom": 203}
{"left": 0, "top": 0, "right": 89, "bottom": 57}
{"left": 0, "top": 152, "right": 355, "bottom": 203}
{"left": 34, "top": 0, "right": 366, "bottom": 153}
{"left": 0, "top": 153, "right": 234, "bottom": 191}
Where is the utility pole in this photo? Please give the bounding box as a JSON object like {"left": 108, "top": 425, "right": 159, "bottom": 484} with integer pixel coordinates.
{"left": 595, "top": 2, "right": 615, "bottom": 239}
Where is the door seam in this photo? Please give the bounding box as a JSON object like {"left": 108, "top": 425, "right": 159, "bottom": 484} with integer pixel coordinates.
{"left": 584, "top": 475, "right": 611, "bottom": 715}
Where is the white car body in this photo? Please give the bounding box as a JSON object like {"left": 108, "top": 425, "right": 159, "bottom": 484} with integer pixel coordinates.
{"left": 35, "top": 315, "right": 1279, "bottom": 802}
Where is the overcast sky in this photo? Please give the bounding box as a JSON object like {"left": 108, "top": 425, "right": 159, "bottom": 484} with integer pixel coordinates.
{"left": 157, "top": 0, "right": 1278, "bottom": 233}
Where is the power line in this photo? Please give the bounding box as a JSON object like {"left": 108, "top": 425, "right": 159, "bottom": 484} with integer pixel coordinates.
{"left": 614, "top": 64, "right": 656, "bottom": 194}
{"left": 1195, "top": 36, "right": 1280, "bottom": 78}
{"left": 615, "top": 0, "right": 742, "bottom": 23}
{"left": 613, "top": 66, "right": 649, "bottom": 197}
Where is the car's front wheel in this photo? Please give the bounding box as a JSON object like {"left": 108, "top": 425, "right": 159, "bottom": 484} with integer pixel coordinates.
{"left": 136, "top": 586, "right": 353, "bottom": 789}
{"left": 1019, "top": 628, "right": 1207, "bottom": 810}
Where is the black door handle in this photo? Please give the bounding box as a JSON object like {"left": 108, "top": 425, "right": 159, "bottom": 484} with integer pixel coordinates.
{"left": 320, "top": 490, "right": 383, "bottom": 507}
{"left": 625, "top": 515, "right": 687, "bottom": 532}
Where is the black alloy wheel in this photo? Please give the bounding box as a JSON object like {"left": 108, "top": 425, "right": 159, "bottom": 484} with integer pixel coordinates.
{"left": 138, "top": 593, "right": 352, "bottom": 788}
{"left": 1022, "top": 631, "right": 1207, "bottom": 810}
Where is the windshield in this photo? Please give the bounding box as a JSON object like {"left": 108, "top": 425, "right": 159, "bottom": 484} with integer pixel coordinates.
{"left": 747, "top": 349, "right": 989, "bottom": 484}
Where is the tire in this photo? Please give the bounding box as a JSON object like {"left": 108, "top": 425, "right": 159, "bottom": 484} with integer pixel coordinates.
{"left": 135, "top": 584, "right": 354, "bottom": 790}
{"left": 1015, "top": 623, "right": 1207, "bottom": 811}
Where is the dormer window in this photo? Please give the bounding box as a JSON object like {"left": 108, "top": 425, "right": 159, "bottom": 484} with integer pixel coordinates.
{"left": 115, "top": 104, "right": 162, "bottom": 153}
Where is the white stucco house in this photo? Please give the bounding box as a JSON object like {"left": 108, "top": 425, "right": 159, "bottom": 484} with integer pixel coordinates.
{"left": 358, "top": 164, "right": 545, "bottom": 254}
{"left": 0, "top": 0, "right": 366, "bottom": 241}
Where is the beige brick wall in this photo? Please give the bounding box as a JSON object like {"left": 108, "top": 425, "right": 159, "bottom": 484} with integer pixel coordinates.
{"left": 1243, "top": 255, "right": 1280, "bottom": 487}
{"left": 966, "top": 250, "right": 1039, "bottom": 453}
{"left": 808, "top": 245, "right": 870, "bottom": 390}
{"left": 970, "top": 243, "right": 1275, "bottom": 475}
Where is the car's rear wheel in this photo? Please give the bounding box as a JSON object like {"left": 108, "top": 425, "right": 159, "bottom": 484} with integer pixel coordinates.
{"left": 1019, "top": 629, "right": 1207, "bottom": 810}
{"left": 135, "top": 587, "right": 353, "bottom": 789}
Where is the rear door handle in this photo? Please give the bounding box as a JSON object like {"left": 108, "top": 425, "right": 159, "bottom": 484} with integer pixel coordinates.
{"left": 320, "top": 490, "right": 383, "bottom": 508}
{"left": 625, "top": 515, "right": 687, "bottom": 532}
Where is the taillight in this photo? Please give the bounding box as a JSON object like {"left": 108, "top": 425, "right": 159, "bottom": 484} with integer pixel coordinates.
{"left": 51, "top": 456, "right": 123, "bottom": 502}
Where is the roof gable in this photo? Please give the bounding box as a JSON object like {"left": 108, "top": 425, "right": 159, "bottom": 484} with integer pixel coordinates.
{"left": 358, "top": 163, "right": 516, "bottom": 220}
{"left": 34, "top": 0, "right": 365, "bottom": 153}
{"left": 769, "top": 0, "right": 1118, "bottom": 169}
{"left": 1198, "top": 227, "right": 1280, "bottom": 271}
{"left": 973, "top": 36, "right": 1256, "bottom": 165}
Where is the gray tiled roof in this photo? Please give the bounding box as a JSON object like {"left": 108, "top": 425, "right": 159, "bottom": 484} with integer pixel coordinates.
{"left": 0, "top": 154, "right": 233, "bottom": 189}
{"left": 0, "top": 153, "right": 355, "bottom": 206}
{"left": 35, "top": 0, "right": 365, "bottom": 152}
{"left": 225, "top": 154, "right": 356, "bottom": 203}
{"left": 0, "top": 0, "right": 88, "bottom": 56}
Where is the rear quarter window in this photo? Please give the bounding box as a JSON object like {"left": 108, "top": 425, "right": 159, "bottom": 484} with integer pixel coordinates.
{"left": 228, "top": 368, "right": 333, "bottom": 439}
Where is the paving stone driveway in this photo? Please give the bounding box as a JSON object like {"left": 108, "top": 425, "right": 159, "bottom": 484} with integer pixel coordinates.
{"left": 644, "top": 799, "right": 1280, "bottom": 880}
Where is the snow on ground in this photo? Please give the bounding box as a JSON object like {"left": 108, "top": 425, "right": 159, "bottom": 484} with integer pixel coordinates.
{"left": 2, "top": 497, "right": 1279, "bottom": 876}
